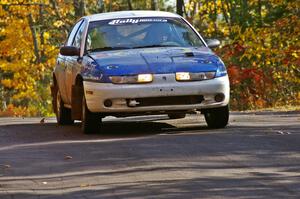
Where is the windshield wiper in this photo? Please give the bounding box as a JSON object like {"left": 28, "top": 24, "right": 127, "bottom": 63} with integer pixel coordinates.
{"left": 87, "top": 46, "right": 130, "bottom": 52}
{"left": 133, "top": 44, "right": 179, "bottom": 49}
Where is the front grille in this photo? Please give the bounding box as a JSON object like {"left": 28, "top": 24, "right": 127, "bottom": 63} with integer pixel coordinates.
{"left": 127, "top": 95, "right": 204, "bottom": 107}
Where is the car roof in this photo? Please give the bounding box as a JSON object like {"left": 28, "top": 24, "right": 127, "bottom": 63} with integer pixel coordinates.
{"left": 84, "top": 10, "right": 181, "bottom": 22}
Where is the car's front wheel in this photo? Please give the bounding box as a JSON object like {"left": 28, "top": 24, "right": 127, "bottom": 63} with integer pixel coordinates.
{"left": 81, "top": 95, "right": 102, "bottom": 134}
{"left": 56, "top": 89, "right": 74, "bottom": 125}
{"left": 204, "top": 105, "right": 229, "bottom": 128}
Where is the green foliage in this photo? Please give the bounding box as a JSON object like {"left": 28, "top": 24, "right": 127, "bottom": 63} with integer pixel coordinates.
{"left": 0, "top": 0, "right": 174, "bottom": 116}
{"left": 0, "top": 0, "right": 299, "bottom": 116}
{"left": 185, "top": 0, "right": 300, "bottom": 110}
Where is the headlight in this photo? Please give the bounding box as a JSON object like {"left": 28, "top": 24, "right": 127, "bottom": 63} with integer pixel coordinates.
{"left": 137, "top": 74, "right": 153, "bottom": 83}
{"left": 109, "top": 74, "right": 153, "bottom": 84}
{"left": 176, "top": 72, "right": 215, "bottom": 81}
{"left": 215, "top": 59, "right": 227, "bottom": 77}
{"left": 175, "top": 72, "right": 190, "bottom": 81}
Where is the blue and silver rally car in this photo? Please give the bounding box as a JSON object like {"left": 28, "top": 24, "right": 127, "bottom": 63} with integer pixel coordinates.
{"left": 51, "top": 11, "right": 230, "bottom": 134}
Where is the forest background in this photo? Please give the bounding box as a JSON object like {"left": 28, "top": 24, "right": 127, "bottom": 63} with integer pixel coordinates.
{"left": 0, "top": 0, "right": 299, "bottom": 116}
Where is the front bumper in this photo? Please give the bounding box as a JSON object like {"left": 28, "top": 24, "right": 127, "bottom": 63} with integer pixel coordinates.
{"left": 83, "top": 74, "right": 230, "bottom": 113}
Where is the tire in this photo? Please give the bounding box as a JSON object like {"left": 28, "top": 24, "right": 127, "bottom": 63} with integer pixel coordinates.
{"left": 204, "top": 105, "right": 229, "bottom": 128}
{"left": 56, "top": 89, "right": 74, "bottom": 125}
{"left": 168, "top": 113, "right": 186, "bottom": 119}
{"left": 81, "top": 95, "right": 102, "bottom": 134}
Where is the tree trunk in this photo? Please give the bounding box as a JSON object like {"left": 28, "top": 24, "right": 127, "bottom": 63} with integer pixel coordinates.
{"left": 27, "top": 13, "right": 40, "bottom": 64}
{"left": 127, "top": 0, "right": 133, "bottom": 10}
{"left": 225, "top": 0, "right": 235, "bottom": 25}
{"left": 221, "top": 0, "right": 231, "bottom": 35}
{"left": 213, "top": 0, "right": 218, "bottom": 37}
{"left": 73, "top": 0, "right": 85, "bottom": 17}
{"left": 108, "top": 0, "right": 112, "bottom": 12}
{"left": 257, "top": 0, "right": 263, "bottom": 27}
{"left": 242, "top": 0, "right": 249, "bottom": 28}
{"left": 176, "top": 0, "right": 183, "bottom": 16}
{"left": 39, "top": 5, "right": 45, "bottom": 61}
{"left": 98, "top": 0, "right": 105, "bottom": 13}
{"left": 151, "top": 0, "right": 158, "bottom": 10}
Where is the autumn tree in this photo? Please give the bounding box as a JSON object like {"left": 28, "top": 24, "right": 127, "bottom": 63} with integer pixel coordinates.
{"left": 0, "top": 0, "right": 174, "bottom": 116}
{"left": 0, "top": 0, "right": 298, "bottom": 116}
{"left": 184, "top": 0, "right": 300, "bottom": 109}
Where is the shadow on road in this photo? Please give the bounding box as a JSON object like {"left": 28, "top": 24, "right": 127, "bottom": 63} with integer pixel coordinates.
{"left": 0, "top": 114, "right": 299, "bottom": 198}
{"left": 0, "top": 115, "right": 210, "bottom": 145}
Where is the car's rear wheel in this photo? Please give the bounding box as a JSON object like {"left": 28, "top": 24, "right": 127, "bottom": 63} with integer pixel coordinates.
{"left": 56, "top": 89, "right": 74, "bottom": 125}
{"left": 204, "top": 105, "right": 229, "bottom": 128}
{"left": 81, "top": 95, "right": 102, "bottom": 134}
{"left": 168, "top": 113, "right": 186, "bottom": 119}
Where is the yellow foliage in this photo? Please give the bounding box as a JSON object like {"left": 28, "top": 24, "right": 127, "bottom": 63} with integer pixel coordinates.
{"left": 0, "top": 0, "right": 299, "bottom": 115}
{"left": 1, "top": 79, "right": 12, "bottom": 88}
{"left": 53, "top": 20, "right": 64, "bottom": 28}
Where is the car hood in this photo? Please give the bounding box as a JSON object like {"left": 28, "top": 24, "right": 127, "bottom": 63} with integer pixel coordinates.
{"left": 89, "top": 47, "right": 221, "bottom": 76}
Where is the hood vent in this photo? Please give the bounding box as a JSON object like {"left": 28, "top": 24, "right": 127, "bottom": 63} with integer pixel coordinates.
{"left": 185, "top": 52, "right": 194, "bottom": 57}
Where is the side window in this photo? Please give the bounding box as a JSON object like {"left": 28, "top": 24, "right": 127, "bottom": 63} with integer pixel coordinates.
{"left": 66, "top": 20, "right": 83, "bottom": 46}
{"left": 73, "top": 21, "right": 86, "bottom": 48}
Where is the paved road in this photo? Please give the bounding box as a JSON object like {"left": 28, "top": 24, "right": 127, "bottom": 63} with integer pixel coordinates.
{"left": 0, "top": 112, "right": 299, "bottom": 199}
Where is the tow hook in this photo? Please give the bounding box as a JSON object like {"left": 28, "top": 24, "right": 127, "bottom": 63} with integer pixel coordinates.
{"left": 127, "top": 99, "right": 140, "bottom": 107}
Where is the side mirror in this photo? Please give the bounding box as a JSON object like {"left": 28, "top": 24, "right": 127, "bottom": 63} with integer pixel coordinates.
{"left": 60, "top": 46, "right": 80, "bottom": 56}
{"left": 206, "top": 39, "right": 221, "bottom": 49}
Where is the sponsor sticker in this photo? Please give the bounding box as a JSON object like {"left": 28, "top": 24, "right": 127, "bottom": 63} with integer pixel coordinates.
{"left": 108, "top": 18, "right": 167, "bottom": 25}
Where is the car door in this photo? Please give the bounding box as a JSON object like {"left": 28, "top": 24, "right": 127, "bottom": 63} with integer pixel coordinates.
{"left": 64, "top": 20, "right": 87, "bottom": 104}
{"left": 57, "top": 20, "right": 83, "bottom": 104}
{"left": 55, "top": 53, "right": 66, "bottom": 101}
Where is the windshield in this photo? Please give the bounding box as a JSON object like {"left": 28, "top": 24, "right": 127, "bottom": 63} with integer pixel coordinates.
{"left": 86, "top": 17, "right": 204, "bottom": 52}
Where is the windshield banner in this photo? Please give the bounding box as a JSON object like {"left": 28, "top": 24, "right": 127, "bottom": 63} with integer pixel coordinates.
{"left": 108, "top": 18, "right": 167, "bottom": 25}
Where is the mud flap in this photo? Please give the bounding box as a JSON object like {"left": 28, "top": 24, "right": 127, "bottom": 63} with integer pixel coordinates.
{"left": 50, "top": 85, "right": 57, "bottom": 114}
{"left": 71, "top": 85, "right": 83, "bottom": 120}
